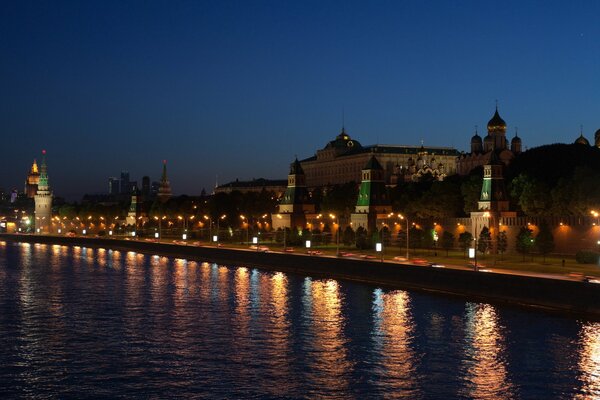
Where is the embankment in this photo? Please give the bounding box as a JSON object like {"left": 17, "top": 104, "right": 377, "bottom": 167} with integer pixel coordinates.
{"left": 2, "top": 234, "right": 599, "bottom": 318}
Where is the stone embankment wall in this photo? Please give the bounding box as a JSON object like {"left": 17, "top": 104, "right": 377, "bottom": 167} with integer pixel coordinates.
{"left": 1, "top": 234, "right": 599, "bottom": 318}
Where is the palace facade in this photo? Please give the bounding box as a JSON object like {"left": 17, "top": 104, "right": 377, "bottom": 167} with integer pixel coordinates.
{"left": 299, "top": 127, "right": 460, "bottom": 187}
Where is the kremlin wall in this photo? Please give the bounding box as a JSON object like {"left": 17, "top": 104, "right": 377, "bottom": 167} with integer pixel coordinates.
{"left": 12, "top": 107, "right": 600, "bottom": 257}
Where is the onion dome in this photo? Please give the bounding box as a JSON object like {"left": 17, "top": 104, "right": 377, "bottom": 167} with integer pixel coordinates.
{"left": 511, "top": 133, "right": 521, "bottom": 145}
{"left": 595, "top": 129, "right": 600, "bottom": 147}
{"left": 575, "top": 134, "right": 590, "bottom": 146}
{"left": 471, "top": 132, "right": 482, "bottom": 144}
{"left": 487, "top": 107, "right": 507, "bottom": 134}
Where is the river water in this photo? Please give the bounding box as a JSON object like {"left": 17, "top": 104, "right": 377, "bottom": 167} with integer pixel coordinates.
{"left": 0, "top": 241, "right": 598, "bottom": 399}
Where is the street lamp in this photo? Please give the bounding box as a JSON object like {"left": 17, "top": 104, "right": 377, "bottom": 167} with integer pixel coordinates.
{"left": 240, "top": 215, "right": 249, "bottom": 244}
{"left": 216, "top": 214, "right": 226, "bottom": 246}
{"left": 398, "top": 214, "right": 410, "bottom": 260}
{"left": 329, "top": 213, "right": 340, "bottom": 256}
{"left": 203, "top": 215, "right": 212, "bottom": 242}
{"left": 276, "top": 214, "right": 287, "bottom": 251}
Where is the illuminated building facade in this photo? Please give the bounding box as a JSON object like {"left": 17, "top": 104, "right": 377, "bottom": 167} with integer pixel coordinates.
{"left": 298, "top": 128, "right": 459, "bottom": 187}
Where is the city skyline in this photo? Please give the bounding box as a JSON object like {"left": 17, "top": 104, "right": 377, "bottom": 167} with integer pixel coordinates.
{"left": 1, "top": 1, "right": 599, "bottom": 198}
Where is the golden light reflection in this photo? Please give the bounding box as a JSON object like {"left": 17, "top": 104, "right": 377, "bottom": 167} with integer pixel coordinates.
{"left": 371, "top": 289, "right": 419, "bottom": 396}
{"left": 461, "top": 303, "right": 514, "bottom": 399}
{"left": 305, "top": 279, "right": 351, "bottom": 393}
{"left": 576, "top": 323, "right": 600, "bottom": 398}
{"left": 97, "top": 248, "right": 107, "bottom": 268}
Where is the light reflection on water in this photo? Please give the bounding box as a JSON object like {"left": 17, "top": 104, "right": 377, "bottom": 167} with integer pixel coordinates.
{"left": 577, "top": 323, "right": 600, "bottom": 398}
{"left": 0, "top": 241, "right": 599, "bottom": 399}
{"left": 461, "top": 303, "right": 514, "bottom": 399}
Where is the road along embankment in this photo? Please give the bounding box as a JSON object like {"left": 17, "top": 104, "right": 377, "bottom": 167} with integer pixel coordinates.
{"left": 2, "top": 234, "right": 599, "bottom": 319}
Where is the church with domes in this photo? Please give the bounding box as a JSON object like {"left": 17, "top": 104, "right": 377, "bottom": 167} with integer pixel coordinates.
{"left": 573, "top": 126, "right": 600, "bottom": 147}
{"left": 457, "top": 106, "right": 522, "bottom": 175}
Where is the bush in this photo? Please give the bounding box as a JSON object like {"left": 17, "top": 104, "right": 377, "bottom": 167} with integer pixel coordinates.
{"left": 575, "top": 251, "right": 600, "bottom": 264}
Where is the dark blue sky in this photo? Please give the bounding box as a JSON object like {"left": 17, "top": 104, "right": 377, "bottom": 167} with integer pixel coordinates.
{"left": 1, "top": 1, "right": 599, "bottom": 199}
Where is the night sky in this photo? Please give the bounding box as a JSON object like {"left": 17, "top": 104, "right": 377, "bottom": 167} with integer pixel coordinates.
{"left": 1, "top": 1, "right": 599, "bottom": 199}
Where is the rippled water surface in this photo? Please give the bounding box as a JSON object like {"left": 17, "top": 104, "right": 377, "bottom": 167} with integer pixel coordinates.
{"left": 0, "top": 241, "right": 599, "bottom": 399}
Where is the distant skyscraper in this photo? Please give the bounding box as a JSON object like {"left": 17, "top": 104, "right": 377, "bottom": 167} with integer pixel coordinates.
{"left": 108, "top": 177, "right": 119, "bottom": 195}
{"left": 151, "top": 181, "right": 160, "bottom": 197}
{"left": 25, "top": 159, "right": 40, "bottom": 198}
{"left": 120, "top": 171, "right": 130, "bottom": 194}
{"left": 34, "top": 150, "right": 52, "bottom": 234}
{"left": 141, "top": 176, "right": 150, "bottom": 198}
{"left": 157, "top": 160, "right": 172, "bottom": 203}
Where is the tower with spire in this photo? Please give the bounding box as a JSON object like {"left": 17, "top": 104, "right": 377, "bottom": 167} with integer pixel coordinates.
{"left": 25, "top": 159, "right": 40, "bottom": 198}
{"left": 470, "top": 149, "right": 516, "bottom": 253}
{"left": 34, "top": 150, "right": 53, "bottom": 234}
{"left": 272, "top": 158, "right": 315, "bottom": 230}
{"left": 351, "top": 155, "right": 392, "bottom": 231}
{"left": 157, "top": 160, "right": 172, "bottom": 203}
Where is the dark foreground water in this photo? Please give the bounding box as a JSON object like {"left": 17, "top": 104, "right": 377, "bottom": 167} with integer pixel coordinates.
{"left": 0, "top": 241, "right": 598, "bottom": 399}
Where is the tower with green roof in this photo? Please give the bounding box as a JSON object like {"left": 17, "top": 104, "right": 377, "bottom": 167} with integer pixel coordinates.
{"left": 351, "top": 155, "right": 391, "bottom": 231}
{"left": 273, "top": 158, "right": 315, "bottom": 230}
{"left": 34, "top": 150, "right": 53, "bottom": 234}
{"left": 471, "top": 149, "right": 515, "bottom": 253}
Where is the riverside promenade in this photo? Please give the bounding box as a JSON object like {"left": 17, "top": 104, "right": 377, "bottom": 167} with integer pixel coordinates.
{"left": 2, "top": 233, "right": 599, "bottom": 319}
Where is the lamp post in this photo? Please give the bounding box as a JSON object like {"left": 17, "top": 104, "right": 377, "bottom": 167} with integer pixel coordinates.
{"left": 203, "top": 215, "right": 212, "bottom": 243}
{"left": 276, "top": 214, "right": 286, "bottom": 251}
{"left": 240, "top": 215, "right": 249, "bottom": 245}
{"left": 216, "top": 214, "right": 226, "bottom": 246}
{"left": 399, "top": 214, "right": 410, "bottom": 260}
{"left": 329, "top": 214, "right": 340, "bottom": 256}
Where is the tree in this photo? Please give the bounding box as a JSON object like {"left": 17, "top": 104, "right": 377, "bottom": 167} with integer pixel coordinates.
{"left": 509, "top": 174, "right": 551, "bottom": 216}
{"left": 516, "top": 227, "right": 534, "bottom": 261}
{"left": 478, "top": 226, "right": 491, "bottom": 256}
{"left": 409, "top": 226, "right": 424, "bottom": 251}
{"left": 536, "top": 221, "right": 555, "bottom": 262}
{"left": 497, "top": 231, "right": 508, "bottom": 259}
{"left": 460, "top": 172, "right": 483, "bottom": 214}
{"left": 380, "top": 226, "right": 391, "bottom": 246}
{"left": 355, "top": 227, "right": 368, "bottom": 250}
{"left": 440, "top": 231, "right": 454, "bottom": 256}
{"left": 458, "top": 231, "right": 473, "bottom": 257}
{"left": 342, "top": 226, "right": 355, "bottom": 246}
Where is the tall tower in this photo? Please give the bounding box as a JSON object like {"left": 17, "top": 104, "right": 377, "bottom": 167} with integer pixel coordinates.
{"left": 126, "top": 188, "right": 140, "bottom": 226}
{"left": 273, "top": 158, "right": 315, "bottom": 230}
{"left": 25, "top": 159, "right": 40, "bottom": 198}
{"left": 351, "top": 155, "right": 391, "bottom": 231}
{"left": 471, "top": 150, "right": 515, "bottom": 252}
{"left": 478, "top": 150, "right": 509, "bottom": 212}
{"left": 157, "top": 160, "right": 172, "bottom": 203}
{"left": 34, "top": 150, "right": 53, "bottom": 234}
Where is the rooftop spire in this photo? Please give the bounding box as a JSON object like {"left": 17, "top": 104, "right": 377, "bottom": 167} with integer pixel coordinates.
{"left": 157, "top": 159, "right": 172, "bottom": 203}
